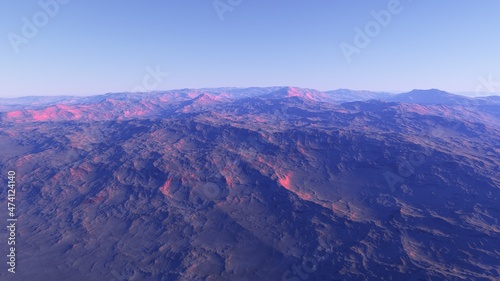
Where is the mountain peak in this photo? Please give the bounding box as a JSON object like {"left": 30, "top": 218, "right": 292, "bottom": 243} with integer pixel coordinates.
{"left": 1, "top": 86, "right": 499, "bottom": 280}
{"left": 407, "top": 89, "right": 453, "bottom": 95}
{"left": 389, "top": 89, "right": 471, "bottom": 105}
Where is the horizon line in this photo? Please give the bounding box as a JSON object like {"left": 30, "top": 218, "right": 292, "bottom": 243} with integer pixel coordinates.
{"left": 1, "top": 86, "right": 499, "bottom": 99}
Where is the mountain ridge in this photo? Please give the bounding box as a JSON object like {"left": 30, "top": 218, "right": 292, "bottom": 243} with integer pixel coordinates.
{"left": 2, "top": 87, "right": 497, "bottom": 106}
{"left": 0, "top": 87, "right": 498, "bottom": 280}
{"left": 1, "top": 87, "right": 499, "bottom": 123}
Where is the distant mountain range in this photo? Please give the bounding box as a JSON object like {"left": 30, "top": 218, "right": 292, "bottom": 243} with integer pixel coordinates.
{"left": 0, "top": 87, "right": 498, "bottom": 280}
{"left": 1, "top": 87, "right": 499, "bottom": 122}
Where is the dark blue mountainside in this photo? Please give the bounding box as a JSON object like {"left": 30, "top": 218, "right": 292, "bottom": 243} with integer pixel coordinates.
{"left": 0, "top": 87, "right": 499, "bottom": 280}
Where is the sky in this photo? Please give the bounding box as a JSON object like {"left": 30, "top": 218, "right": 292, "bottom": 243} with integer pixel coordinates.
{"left": 1, "top": 0, "right": 500, "bottom": 97}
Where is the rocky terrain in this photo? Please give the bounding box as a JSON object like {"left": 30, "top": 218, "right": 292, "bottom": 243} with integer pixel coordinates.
{"left": 0, "top": 87, "right": 499, "bottom": 280}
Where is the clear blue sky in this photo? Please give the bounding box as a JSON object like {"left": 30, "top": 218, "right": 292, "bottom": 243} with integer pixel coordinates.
{"left": 1, "top": 0, "right": 499, "bottom": 97}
